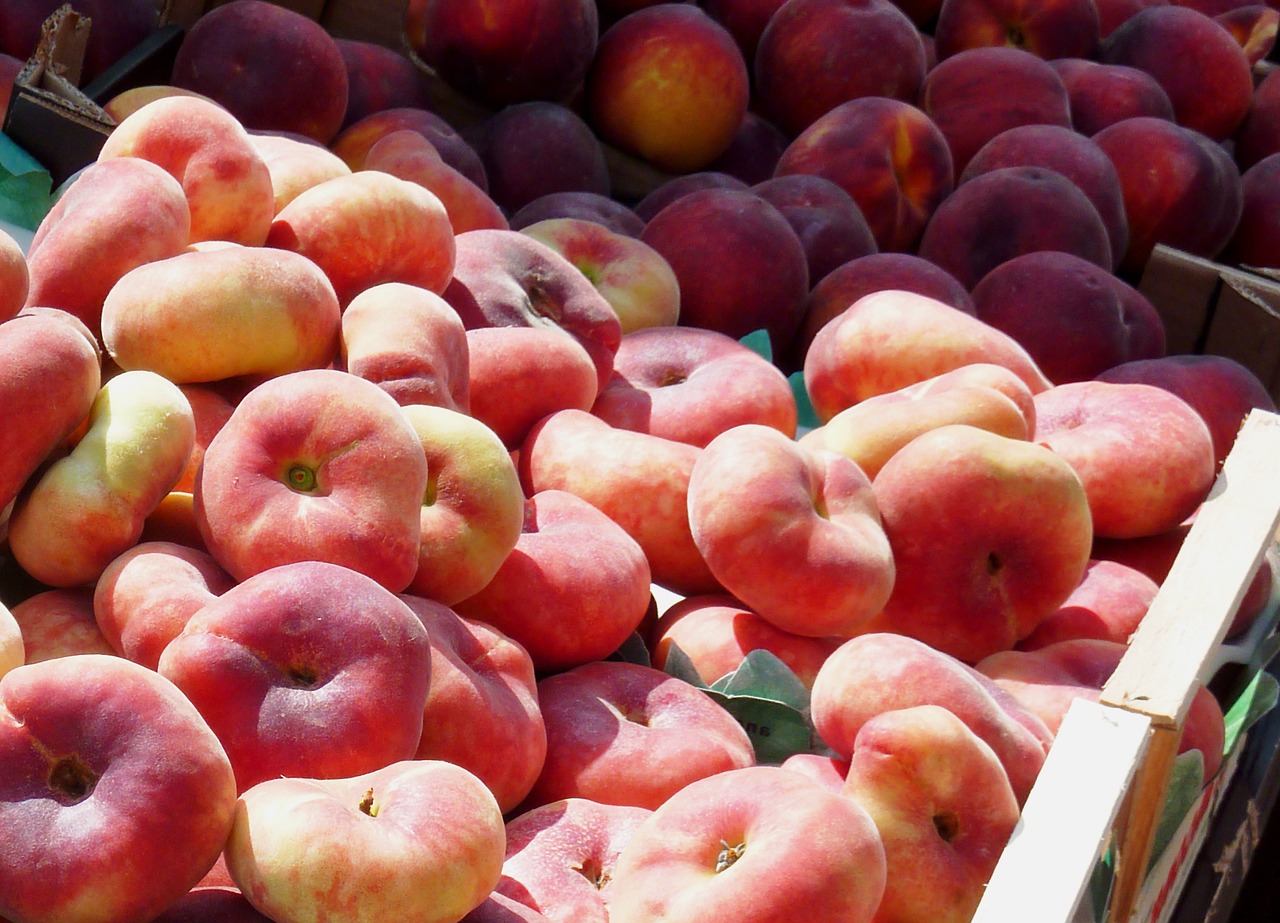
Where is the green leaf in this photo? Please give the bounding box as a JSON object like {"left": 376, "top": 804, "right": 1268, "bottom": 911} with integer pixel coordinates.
{"left": 710, "top": 649, "right": 811, "bottom": 712}
{"left": 1223, "top": 669, "right": 1279, "bottom": 755}
{"left": 738, "top": 328, "right": 773, "bottom": 364}
{"left": 1147, "top": 748, "right": 1206, "bottom": 874}
{"left": 707, "top": 691, "right": 819, "bottom": 764}
{"left": 660, "top": 642, "right": 709, "bottom": 689}
{"left": 607, "top": 631, "right": 651, "bottom": 668}
{"left": 789, "top": 370, "right": 821, "bottom": 433}
{"left": 0, "top": 132, "right": 53, "bottom": 232}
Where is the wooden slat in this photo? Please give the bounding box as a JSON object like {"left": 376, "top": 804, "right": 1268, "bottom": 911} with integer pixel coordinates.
{"left": 1102, "top": 409, "right": 1280, "bottom": 727}
{"left": 973, "top": 699, "right": 1153, "bottom": 922}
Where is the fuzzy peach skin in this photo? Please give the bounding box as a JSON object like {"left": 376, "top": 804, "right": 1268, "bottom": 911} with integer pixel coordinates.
{"left": 0, "top": 310, "right": 102, "bottom": 518}
{"left": 453, "top": 488, "right": 654, "bottom": 673}
{"left": 97, "top": 94, "right": 277, "bottom": 246}
{"left": 519, "top": 409, "right": 721, "bottom": 597}
{"left": 492, "top": 798, "right": 653, "bottom": 923}
{"left": 520, "top": 217, "right": 681, "bottom": 334}
{"left": 7, "top": 370, "right": 196, "bottom": 589}
{"left": 341, "top": 281, "right": 471, "bottom": 414}
{"left": 841, "top": 704, "right": 1022, "bottom": 923}
{"left": 364, "top": 129, "right": 508, "bottom": 234}
{"left": 22, "top": 157, "right": 190, "bottom": 341}
{"left": 225, "top": 760, "right": 505, "bottom": 923}
{"left": 607, "top": 765, "right": 887, "bottom": 923}
{"left": 1033, "top": 380, "right": 1217, "bottom": 539}
{"left": 590, "top": 325, "right": 798, "bottom": 448}
{"left": 194, "top": 369, "right": 428, "bottom": 593}
{"left": 8, "top": 588, "right": 115, "bottom": 663}
{"left": 810, "top": 632, "right": 1054, "bottom": 804}
{"left": 649, "top": 594, "right": 844, "bottom": 689}
{"left": 525, "top": 661, "right": 755, "bottom": 811}
{"left": 803, "top": 289, "right": 1052, "bottom": 424}
{"left": 861, "top": 424, "right": 1094, "bottom": 662}
{"left": 0, "top": 654, "right": 237, "bottom": 923}
{"left": 0, "top": 602, "right": 20, "bottom": 679}
{"left": 465, "top": 325, "right": 601, "bottom": 451}
{"left": 249, "top": 130, "right": 352, "bottom": 214}
{"left": 687, "top": 424, "right": 895, "bottom": 639}
{"left": 93, "top": 540, "right": 236, "bottom": 671}
{"left": 157, "top": 561, "right": 433, "bottom": 793}
{"left": 801, "top": 362, "right": 1037, "bottom": 479}
{"left": 400, "top": 403, "right": 525, "bottom": 607}
{"left": 101, "top": 244, "right": 342, "bottom": 384}
{"left": 264, "top": 169, "right": 456, "bottom": 307}
{"left": 0, "top": 225, "right": 26, "bottom": 323}
{"left": 402, "top": 595, "right": 547, "bottom": 814}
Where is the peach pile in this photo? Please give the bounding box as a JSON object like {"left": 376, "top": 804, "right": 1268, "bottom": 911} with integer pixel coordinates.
{"left": 1, "top": 0, "right": 1279, "bottom": 921}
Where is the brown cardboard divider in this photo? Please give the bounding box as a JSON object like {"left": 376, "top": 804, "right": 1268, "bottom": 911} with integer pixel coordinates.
{"left": 1138, "top": 245, "right": 1280, "bottom": 403}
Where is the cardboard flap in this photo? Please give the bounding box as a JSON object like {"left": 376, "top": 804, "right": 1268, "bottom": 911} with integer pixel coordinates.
{"left": 3, "top": 5, "right": 113, "bottom": 188}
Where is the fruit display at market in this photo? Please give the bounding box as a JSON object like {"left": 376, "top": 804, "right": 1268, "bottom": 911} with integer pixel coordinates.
{"left": 2, "top": 0, "right": 1280, "bottom": 921}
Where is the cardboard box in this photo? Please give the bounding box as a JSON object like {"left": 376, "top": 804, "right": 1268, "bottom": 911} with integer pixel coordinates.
{"left": 1137, "top": 245, "right": 1280, "bottom": 403}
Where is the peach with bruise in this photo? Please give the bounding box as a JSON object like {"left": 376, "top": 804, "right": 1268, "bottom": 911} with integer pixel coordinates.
{"left": 445, "top": 228, "right": 623, "bottom": 394}
{"left": 520, "top": 217, "right": 681, "bottom": 333}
